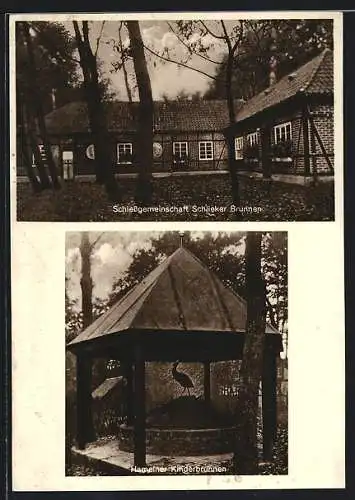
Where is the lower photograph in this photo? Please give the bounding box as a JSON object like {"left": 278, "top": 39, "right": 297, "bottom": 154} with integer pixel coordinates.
{"left": 65, "top": 230, "right": 288, "bottom": 476}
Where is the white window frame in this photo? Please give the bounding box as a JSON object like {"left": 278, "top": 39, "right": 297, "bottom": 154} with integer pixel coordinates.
{"left": 247, "top": 131, "right": 259, "bottom": 147}
{"left": 273, "top": 121, "right": 292, "bottom": 144}
{"left": 235, "top": 136, "right": 244, "bottom": 160}
{"left": 198, "top": 141, "right": 214, "bottom": 161}
{"left": 62, "top": 150, "right": 74, "bottom": 180}
{"left": 173, "top": 141, "right": 188, "bottom": 163}
{"left": 117, "top": 143, "right": 133, "bottom": 164}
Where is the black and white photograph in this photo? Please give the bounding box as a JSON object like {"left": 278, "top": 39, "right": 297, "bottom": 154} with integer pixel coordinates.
{"left": 13, "top": 15, "right": 338, "bottom": 222}
{"left": 9, "top": 10, "right": 345, "bottom": 494}
{"left": 65, "top": 231, "right": 288, "bottom": 476}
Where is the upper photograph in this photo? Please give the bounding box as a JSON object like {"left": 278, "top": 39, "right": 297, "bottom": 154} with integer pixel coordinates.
{"left": 12, "top": 14, "right": 340, "bottom": 221}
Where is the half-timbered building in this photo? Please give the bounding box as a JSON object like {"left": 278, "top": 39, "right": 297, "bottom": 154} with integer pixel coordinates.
{"left": 17, "top": 100, "right": 243, "bottom": 180}
{"left": 224, "top": 48, "right": 334, "bottom": 179}
{"left": 17, "top": 49, "right": 334, "bottom": 184}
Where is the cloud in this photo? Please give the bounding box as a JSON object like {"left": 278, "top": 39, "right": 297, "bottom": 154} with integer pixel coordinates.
{"left": 161, "top": 31, "right": 178, "bottom": 49}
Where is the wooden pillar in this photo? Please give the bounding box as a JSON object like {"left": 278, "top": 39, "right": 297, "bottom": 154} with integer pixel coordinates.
{"left": 133, "top": 342, "right": 146, "bottom": 467}
{"left": 262, "top": 344, "right": 277, "bottom": 460}
{"left": 260, "top": 126, "right": 272, "bottom": 179}
{"left": 203, "top": 362, "right": 211, "bottom": 404}
{"left": 302, "top": 107, "right": 311, "bottom": 176}
{"left": 124, "top": 361, "right": 134, "bottom": 425}
{"left": 76, "top": 354, "right": 95, "bottom": 450}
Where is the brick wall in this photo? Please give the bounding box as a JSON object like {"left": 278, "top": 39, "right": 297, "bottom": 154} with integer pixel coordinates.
{"left": 234, "top": 99, "right": 334, "bottom": 176}
{"left": 308, "top": 104, "right": 334, "bottom": 174}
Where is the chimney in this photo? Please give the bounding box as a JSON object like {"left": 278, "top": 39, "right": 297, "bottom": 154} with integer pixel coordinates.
{"left": 51, "top": 88, "right": 57, "bottom": 110}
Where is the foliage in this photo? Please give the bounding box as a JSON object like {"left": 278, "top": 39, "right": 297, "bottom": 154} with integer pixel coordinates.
{"left": 16, "top": 21, "right": 79, "bottom": 114}
{"left": 258, "top": 424, "right": 288, "bottom": 475}
{"left": 16, "top": 21, "right": 115, "bottom": 114}
{"left": 262, "top": 234, "right": 288, "bottom": 337}
{"left": 205, "top": 19, "right": 333, "bottom": 100}
{"left": 244, "top": 143, "right": 260, "bottom": 160}
{"left": 271, "top": 139, "right": 293, "bottom": 158}
{"left": 105, "top": 231, "right": 287, "bottom": 342}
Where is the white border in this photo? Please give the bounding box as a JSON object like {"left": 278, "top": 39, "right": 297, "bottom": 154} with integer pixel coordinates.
{"left": 10, "top": 11, "right": 344, "bottom": 491}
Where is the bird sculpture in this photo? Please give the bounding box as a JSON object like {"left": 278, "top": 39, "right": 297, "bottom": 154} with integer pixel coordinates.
{"left": 171, "top": 361, "right": 194, "bottom": 396}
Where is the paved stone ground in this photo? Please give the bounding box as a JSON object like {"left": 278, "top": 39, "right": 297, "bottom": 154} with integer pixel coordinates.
{"left": 71, "top": 437, "right": 233, "bottom": 475}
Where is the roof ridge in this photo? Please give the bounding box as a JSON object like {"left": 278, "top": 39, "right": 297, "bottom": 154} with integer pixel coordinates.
{"left": 104, "top": 253, "right": 177, "bottom": 334}
{"left": 175, "top": 246, "right": 280, "bottom": 334}
{"left": 304, "top": 48, "right": 329, "bottom": 93}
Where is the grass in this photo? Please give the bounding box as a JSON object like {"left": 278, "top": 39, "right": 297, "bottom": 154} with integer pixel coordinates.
{"left": 17, "top": 174, "right": 334, "bottom": 222}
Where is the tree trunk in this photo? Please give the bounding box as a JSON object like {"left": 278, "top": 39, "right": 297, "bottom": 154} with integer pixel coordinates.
{"left": 18, "top": 100, "right": 42, "bottom": 192}
{"left": 22, "top": 22, "right": 61, "bottom": 190}
{"left": 80, "top": 232, "right": 93, "bottom": 329}
{"left": 225, "top": 52, "right": 240, "bottom": 207}
{"left": 24, "top": 100, "right": 52, "bottom": 189}
{"left": 233, "top": 232, "right": 267, "bottom": 474}
{"left": 73, "top": 21, "right": 121, "bottom": 201}
{"left": 126, "top": 21, "right": 153, "bottom": 206}
{"left": 119, "top": 24, "right": 133, "bottom": 106}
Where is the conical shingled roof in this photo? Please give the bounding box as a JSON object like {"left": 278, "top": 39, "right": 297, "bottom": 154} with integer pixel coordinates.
{"left": 68, "top": 247, "right": 279, "bottom": 348}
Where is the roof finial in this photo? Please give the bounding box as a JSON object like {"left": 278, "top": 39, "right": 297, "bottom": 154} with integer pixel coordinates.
{"left": 179, "top": 231, "right": 184, "bottom": 247}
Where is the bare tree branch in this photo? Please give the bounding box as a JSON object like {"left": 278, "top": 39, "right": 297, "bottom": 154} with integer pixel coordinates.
{"left": 166, "top": 21, "right": 222, "bottom": 65}
{"left": 95, "top": 21, "right": 106, "bottom": 57}
{"left": 118, "top": 22, "right": 133, "bottom": 104}
{"left": 89, "top": 233, "right": 105, "bottom": 251}
{"left": 199, "top": 20, "right": 226, "bottom": 40}
{"left": 143, "top": 42, "right": 219, "bottom": 81}
{"left": 221, "top": 20, "right": 232, "bottom": 50}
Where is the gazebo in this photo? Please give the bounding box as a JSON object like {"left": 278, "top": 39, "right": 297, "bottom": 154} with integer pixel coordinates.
{"left": 67, "top": 246, "right": 283, "bottom": 467}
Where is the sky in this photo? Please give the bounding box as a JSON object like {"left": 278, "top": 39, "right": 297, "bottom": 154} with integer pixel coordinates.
{"left": 65, "top": 231, "right": 245, "bottom": 308}
{"left": 63, "top": 20, "right": 230, "bottom": 100}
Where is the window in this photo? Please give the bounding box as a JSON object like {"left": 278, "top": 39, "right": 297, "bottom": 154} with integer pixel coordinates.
{"left": 235, "top": 136, "right": 244, "bottom": 160}
{"left": 247, "top": 131, "right": 259, "bottom": 147}
{"left": 173, "top": 142, "right": 188, "bottom": 163}
{"left": 199, "top": 141, "right": 213, "bottom": 160}
{"left": 117, "top": 143, "right": 133, "bottom": 164}
{"left": 62, "top": 151, "right": 74, "bottom": 180}
{"left": 273, "top": 122, "right": 292, "bottom": 144}
{"left": 273, "top": 122, "right": 292, "bottom": 159}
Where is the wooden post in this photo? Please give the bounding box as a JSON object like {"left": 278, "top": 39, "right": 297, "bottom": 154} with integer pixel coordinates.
{"left": 76, "top": 354, "right": 95, "bottom": 450}
{"left": 302, "top": 107, "right": 311, "bottom": 176}
{"left": 262, "top": 344, "right": 277, "bottom": 460}
{"left": 260, "top": 125, "right": 272, "bottom": 180}
{"left": 124, "top": 361, "right": 134, "bottom": 425}
{"left": 133, "top": 342, "right": 146, "bottom": 467}
{"left": 204, "top": 362, "right": 211, "bottom": 404}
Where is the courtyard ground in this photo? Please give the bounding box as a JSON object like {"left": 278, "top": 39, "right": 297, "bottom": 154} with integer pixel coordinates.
{"left": 17, "top": 174, "right": 334, "bottom": 222}
{"left": 65, "top": 424, "right": 287, "bottom": 476}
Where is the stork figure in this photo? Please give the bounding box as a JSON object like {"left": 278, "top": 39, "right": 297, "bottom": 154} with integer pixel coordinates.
{"left": 171, "top": 361, "right": 194, "bottom": 396}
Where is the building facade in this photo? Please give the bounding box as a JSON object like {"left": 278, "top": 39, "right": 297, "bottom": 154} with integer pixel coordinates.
{"left": 17, "top": 50, "right": 333, "bottom": 181}
{"left": 226, "top": 49, "right": 334, "bottom": 178}
{"left": 17, "top": 100, "right": 242, "bottom": 180}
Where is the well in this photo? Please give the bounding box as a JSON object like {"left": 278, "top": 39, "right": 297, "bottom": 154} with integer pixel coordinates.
{"left": 67, "top": 246, "right": 283, "bottom": 466}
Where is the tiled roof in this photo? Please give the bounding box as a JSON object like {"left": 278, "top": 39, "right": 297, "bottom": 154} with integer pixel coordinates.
{"left": 235, "top": 49, "right": 333, "bottom": 123}
{"left": 68, "top": 247, "right": 279, "bottom": 349}
{"left": 45, "top": 99, "right": 244, "bottom": 135}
